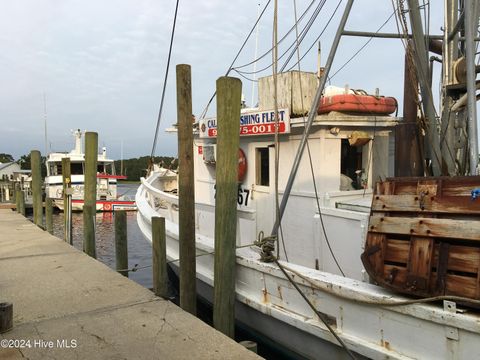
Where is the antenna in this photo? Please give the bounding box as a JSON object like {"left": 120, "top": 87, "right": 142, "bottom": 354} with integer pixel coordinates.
{"left": 251, "top": 2, "right": 261, "bottom": 107}
{"left": 43, "top": 92, "right": 48, "bottom": 156}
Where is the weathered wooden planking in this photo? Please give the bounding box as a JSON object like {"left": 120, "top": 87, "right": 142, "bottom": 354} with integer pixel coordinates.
{"left": 380, "top": 176, "right": 480, "bottom": 196}
{"left": 371, "top": 195, "right": 480, "bottom": 214}
{"left": 369, "top": 216, "right": 480, "bottom": 241}
{"left": 406, "top": 237, "right": 434, "bottom": 291}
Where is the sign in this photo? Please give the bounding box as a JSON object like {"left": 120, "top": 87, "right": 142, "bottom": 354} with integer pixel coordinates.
{"left": 199, "top": 108, "right": 290, "bottom": 138}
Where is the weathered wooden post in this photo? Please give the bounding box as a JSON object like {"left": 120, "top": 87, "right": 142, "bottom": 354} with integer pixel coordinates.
{"left": 45, "top": 198, "right": 54, "bottom": 234}
{"left": 62, "top": 157, "right": 73, "bottom": 244}
{"left": 152, "top": 216, "right": 168, "bottom": 297}
{"left": 177, "top": 64, "right": 196, "bottom": 315}
{"left": 18, "top": 191, "right": 25, "bottom": 216}
{"left": 213, "top": 76, "right": 242, "bottom": 338}
{"left": 115, "top": 210, "right": 128, "bottom": 277}
{"left": 83, "top": 132, "right": 98, "bottom": 258}
{"left": 0, "top": 302, "right": 13, "bottom": 333}
{"left": 15, "top": 189, "right": 21, "bottom": 213}
{"left": 31, "top": 150, "right": 43, "bottom": 227}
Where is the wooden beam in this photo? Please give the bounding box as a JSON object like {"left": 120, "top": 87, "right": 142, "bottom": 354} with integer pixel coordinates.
{"left": 369, "top": 216, "right": 480, "bottom": 241}
{"left": 372, "top": 195, "right": 480, "bottom": 214}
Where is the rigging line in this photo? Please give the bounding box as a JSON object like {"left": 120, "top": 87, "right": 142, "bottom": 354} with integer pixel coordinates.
{"left": 199, "top": 0, "right": 272, "bottom": 119}
{"left": 233, "top": 0, "right": 318, "bottom": 71}
{"left": 291, "top": 0, "right": 344, "bottom": 275}
{"left": 285, "top": 0, "right": 343, "bottom": 72}
{"left": 150, "top": 0, "right": 180, "bottom": 158}
{"left": 329, "top": 9, "right": 396, "bottom": 80}
{"left": 234, "top": 0, "right": 325, "bottom": 76}
{"left": 231, "top": 68, "right": 259, "bottom": 83}
{"left": 274, "top": 259, "right": 357, "bottom": 360}
{"left": 279, "top": 0, "right": 327, "bottom": 72}
{"left": 272, "top": 0, "right": 281, "bottom": 260}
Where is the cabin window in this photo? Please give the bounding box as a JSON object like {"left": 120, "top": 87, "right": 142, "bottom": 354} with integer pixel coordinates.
{"left": 340, "top": 139, "right": 364, "bottom": 190}
{"left": 49, "top": 162, "right": 62, "bottom": 176}
{"left": 255, "top": 147, "right": 270, "bottom": 186}
{"left": 71, "top": 162, "right": 83, "bottom": 175}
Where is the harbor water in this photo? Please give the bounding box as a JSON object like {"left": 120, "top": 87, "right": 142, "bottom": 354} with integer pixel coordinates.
{"left": 43, "top": 183, "right": 294, "bottom": 360}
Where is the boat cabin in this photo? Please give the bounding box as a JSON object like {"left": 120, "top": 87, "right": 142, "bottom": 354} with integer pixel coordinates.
{"left": 193, "top": 71, "right": 399, "bottom": 279}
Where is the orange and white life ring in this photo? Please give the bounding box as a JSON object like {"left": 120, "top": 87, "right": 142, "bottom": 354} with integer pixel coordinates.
{"left": 238, "top": 149, "right": 247, "bottom": 183}
{"left": 104, "top": 203, "right": 112, "bottom": 211}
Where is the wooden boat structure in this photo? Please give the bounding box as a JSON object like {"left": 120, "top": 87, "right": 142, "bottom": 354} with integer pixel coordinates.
{"left": 363, "top": 177, "right": 480, "bottom": 302}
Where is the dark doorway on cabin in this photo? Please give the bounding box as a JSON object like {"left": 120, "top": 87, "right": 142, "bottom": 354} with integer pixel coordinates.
{"left": 341, "top": 139, "right": 363, "bottom": 190}
{"left": 256, "top": 147, "right": 270, "bottom": 186}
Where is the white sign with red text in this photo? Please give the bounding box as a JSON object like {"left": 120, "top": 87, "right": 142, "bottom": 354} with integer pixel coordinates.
{"left": 199, "top": 108, "right": 290, "bottom": 138}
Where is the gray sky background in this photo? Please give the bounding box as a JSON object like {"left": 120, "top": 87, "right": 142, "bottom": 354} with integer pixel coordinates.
{"left": 0, "top": 1, "right": 443, "bottom": 160}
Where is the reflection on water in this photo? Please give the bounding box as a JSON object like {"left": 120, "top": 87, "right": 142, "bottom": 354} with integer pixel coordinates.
{"left": 50, "top": 184, "right": 153, "bottom": 288}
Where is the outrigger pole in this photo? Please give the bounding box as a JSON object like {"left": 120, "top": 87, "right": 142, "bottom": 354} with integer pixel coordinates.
{"left": 270, "top": 0, "right": 354, "bottom": 237}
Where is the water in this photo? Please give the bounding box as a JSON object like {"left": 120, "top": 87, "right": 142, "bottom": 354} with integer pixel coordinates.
{"left": 45, "top": 184, "right": 293, "bottom": 359}
{"left": 49, "top": 184, "right": 154, "bottom": 288}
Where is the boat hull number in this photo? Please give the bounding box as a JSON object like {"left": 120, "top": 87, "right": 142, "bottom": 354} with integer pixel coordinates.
{"left": 214, "top": 185, "right": 250, "bottom": 206}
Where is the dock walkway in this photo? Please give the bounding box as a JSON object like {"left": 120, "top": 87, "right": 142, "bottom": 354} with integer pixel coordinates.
{"left": 0, "top": 209, "right": 260, "bottom": 359}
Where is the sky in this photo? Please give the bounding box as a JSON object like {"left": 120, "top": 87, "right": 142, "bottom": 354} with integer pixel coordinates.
{"left": 0, "top": 0, "right": 445, "bottom": 161}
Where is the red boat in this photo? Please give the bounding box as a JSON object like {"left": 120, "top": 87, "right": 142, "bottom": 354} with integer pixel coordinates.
{"left": 318, "top": 93, "right": 397, "bottom": 115}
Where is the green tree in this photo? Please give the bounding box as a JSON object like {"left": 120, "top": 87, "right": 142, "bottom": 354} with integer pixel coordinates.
{"left": 18, "top": 153, "right": 47, "bottom": 178}
{"left": 0, "top": 153, "right": 14, "bottom": 163}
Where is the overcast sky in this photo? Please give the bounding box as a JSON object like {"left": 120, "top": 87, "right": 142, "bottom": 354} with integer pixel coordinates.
{"left": 0, "top": 0, "right": 444, "bottom": 160}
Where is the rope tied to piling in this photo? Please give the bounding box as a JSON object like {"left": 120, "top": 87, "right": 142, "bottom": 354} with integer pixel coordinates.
{"left": 254, "top": 231, "right": 276, "bottom": 263}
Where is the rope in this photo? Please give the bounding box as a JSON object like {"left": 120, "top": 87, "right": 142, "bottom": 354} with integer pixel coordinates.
{"left": 254, "top": 231, "right": 276, "bottom": 263}
{"left": 198, "top": 0, "right": 272, "bottom": 119}
{"left": 150, "top": 0, "right": 180, "bottom": 158}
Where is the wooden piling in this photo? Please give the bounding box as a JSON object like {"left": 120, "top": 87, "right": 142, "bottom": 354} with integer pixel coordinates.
{"left": 152, "top": 216, "right": 168, "bottom": 298}
{"left": 83, "top": 132, "right": 98, "bottom": 258}
{"left": 176, "top": 64, "right": 196, "bottom": 315}
{"left": 0, "top": 302, "right": 13, "bottom": 333}
{"left": 213, "top": 76, "right": 242, "bottom": 338}
{"left": 18, "top": 191, "right": 25, "bottom": 216}
{"left": 45, "top": 198, "right": 53, "bottom": 234}
{"left": 115, "top": 210, "right": 128, "bottom": 277}
{"left": 31, "top": 150, "right": 43, "bottom": 228}
{"left": 62, "top": 157, "right": 72, "bottom": 243}
{"left": 15, "top": 189, "right": 21, "bottom": 213}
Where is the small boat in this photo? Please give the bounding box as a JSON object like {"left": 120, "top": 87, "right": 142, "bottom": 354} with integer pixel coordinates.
{"left": 318, "top": 88, "right": 397, "bottom": 116}
{"left": 45, "top": 130, "right": 136, "bottom": 211}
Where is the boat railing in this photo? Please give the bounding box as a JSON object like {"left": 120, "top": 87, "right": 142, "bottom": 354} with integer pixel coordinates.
{"left": 141, "top": 176, "right": 179, "bottom": 222}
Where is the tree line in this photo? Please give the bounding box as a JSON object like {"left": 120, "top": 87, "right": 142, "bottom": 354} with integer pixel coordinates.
{"left": 1, "top": 153, "right": 177, "bottom": 181}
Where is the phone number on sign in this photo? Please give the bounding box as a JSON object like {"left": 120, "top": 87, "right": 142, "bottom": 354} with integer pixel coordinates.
{"left": 0, "top": 339, "right": 77, "bottom": 349}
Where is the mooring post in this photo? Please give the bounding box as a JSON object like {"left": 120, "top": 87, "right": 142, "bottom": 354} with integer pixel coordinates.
{"left": 18, "top": 190, "right": 25, "bottom": 216}
{"left": 45, "top": 197, "right": 53, "bottom": 234}
{"left": 177, "top": 64, "right": 196, "bottom": 315}
{"left": 213, "top": 76, "right": 242, "bottom": 338}
{"left": 115, "top": 210, "right": 128, "bottom": 277}
{"left": 62, "top": 157, "right": 72, "bottom": 244}
{"left": 0, "top": 302, "right": 13, "bottom": 334}
{"left": 152, "top": 216, "right": 168, "bottom": 298}
{"left": 31, "top": 150, "right": 43, "bottom": 228}
{"left": 15, "top": 189, "right": 21, "bottom": 213}
{"left": 83, "top": 132, "right": 98, "bottom": 258}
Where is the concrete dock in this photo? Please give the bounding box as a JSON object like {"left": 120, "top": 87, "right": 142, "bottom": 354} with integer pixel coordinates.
{"left": 0, "top": 209, "right": 261, "bottom": 359}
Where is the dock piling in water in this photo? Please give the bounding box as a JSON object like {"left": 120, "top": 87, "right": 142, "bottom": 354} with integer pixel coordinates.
{"left": 62, "top": 157, "right": 73, "bottom": 244}
{"left": 176, "top": 64, "right": 196, "bottom": 315}
{"left": 152, "top": 216, "right": 168, "bottom": 298}
{"left": 83, "top": 132, "right": 98, "bottom": 258}
{"left": 45, "top": 198, "right": 53, "bottom": 234}
{"left": 213, "top": 76, "right": 242, "bottom": 338}
{"left": 115, "top": 210, "right": 128, "bottom": 277}
{"left": 31, "top": 150, "right": 43, "bottom": 228}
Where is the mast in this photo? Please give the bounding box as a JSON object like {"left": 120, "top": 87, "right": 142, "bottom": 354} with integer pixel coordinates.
{"left": 272, "top": 0, "right": 354, "bottom": 236}
{"left": 464, "top": 0, "right": 479, "bottom": 174}
{"left": 407, "top": 0, "right": 443, "bottom": 175}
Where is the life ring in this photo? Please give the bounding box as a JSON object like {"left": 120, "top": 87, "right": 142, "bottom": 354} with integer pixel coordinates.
{"left": 104, "top": 203, "right": 112, "bottom": 211}
{"left": 238, "top": 148, "right": 247, "bottom": 183}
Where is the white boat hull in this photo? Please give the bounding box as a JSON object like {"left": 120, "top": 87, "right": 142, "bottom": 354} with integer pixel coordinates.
{"left": 136, "top": 175, "right": 480, "bottom": 360}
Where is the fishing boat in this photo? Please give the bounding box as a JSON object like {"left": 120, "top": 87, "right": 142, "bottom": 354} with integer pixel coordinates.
{"left": 45, "top": 130, "right": 136, "bottom": 211}
{"left": 137, "top": 1, "right": 480, "bottom": 358}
